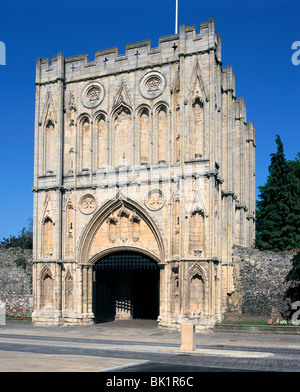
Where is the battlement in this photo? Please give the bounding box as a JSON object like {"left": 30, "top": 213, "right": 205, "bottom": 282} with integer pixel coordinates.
{"left": 36, "top": 18, "right": 221, "bottom": 84}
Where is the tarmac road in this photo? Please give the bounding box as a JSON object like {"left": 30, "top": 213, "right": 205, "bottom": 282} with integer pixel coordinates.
{"left": 0, "top": 319, "right": 300, "bottom": 374}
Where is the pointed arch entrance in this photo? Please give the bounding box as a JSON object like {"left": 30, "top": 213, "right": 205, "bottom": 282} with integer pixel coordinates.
{"left": 77, "top": 195, "right": 166, "bottom": 325}
{"left": 93, "top": 249, "right": 160, "bottom": 323}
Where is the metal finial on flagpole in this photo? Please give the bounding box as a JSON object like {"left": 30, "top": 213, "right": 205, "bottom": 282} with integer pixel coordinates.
{"left": 175, "top": 0, "right": 178, "bottom": 34}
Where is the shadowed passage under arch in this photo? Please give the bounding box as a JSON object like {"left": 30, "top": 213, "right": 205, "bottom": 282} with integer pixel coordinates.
{"left": 93, "top": 250, "right": 160, "bottom": 323}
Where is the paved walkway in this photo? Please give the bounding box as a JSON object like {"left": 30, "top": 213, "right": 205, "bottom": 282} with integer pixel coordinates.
{"left": 0, "top": 320, "right": 300, "bottom": 372}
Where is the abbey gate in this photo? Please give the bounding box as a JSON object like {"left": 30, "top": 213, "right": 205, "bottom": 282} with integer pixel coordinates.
{"left": 32, "top": 19, "right": 255, "bottom": 329}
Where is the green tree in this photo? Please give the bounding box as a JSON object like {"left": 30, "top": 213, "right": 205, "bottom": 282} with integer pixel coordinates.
{"left": 288, "top": 152, "right": 300, "bottom": 180}
{"left": 285, "top": 252, "right": 300, "bottom": 303}
{"left": 0, "top": 219, "right": 33, "bottom": 249}
{"left": 255, "top": 135, "right": 300, "bottom": 251}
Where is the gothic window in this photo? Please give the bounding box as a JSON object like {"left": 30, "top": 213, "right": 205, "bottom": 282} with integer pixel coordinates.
{"left": 41, "top": 267, "right": 53, "bottom": 308}
{"left": 192, "top": 98, "right": 204, "bottom": 158}
{"left": 43, "top": 216, "right": 53, "bottom": 257}
{"left": 45, "top": 119, "right": 55, "bottom": 173}
{"left": 113, "top": 106, "right": 131, "bottom": 167}
{"left": 69, "top": 149, "right": 74, "bottom": 173}
{"left": 189, "top": 210, "right": 204, "bottom": 255}
{"left": 81, "top": 117, "right": 90, "bottom": 171}
{"left": 138, "top": 108, "right": 150, "bottom": 163}
{"left": 97, "top": 115, "right": 106, "bottom": 168}
{"left": 156, "top": 105, "right": 167, "bottom": 162}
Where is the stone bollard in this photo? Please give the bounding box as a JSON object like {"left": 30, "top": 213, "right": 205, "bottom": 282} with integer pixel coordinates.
{"left": 0, "top": 301, "right": 6, "bottom": 326}
{"left": 180, "top": 323, "right": 196, "bottom": 351}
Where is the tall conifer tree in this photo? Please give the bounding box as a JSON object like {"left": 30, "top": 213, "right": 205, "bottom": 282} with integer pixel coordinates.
{"left": 256, "top": 135, "right": 300, "bottom": 251}
{"left": 288, "top": 152, "right": 300, "bottom": 180}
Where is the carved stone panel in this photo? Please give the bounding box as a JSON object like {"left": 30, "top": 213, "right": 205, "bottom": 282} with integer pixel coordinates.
{"left": 139, "top": 71, "right": 166, "bottom": 99}
{"left": 81, "top": 82, "right": 105, "bottom": 108}
{"left": 79, "top": 194, "right": 97, "bottom": 215}
{"left": 145, "top": 189, "right": 165, "bottom": 211}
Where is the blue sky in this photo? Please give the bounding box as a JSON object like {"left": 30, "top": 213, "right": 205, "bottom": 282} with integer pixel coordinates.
{"left": 0, "top": 0, "right": 299, "bottom": 239}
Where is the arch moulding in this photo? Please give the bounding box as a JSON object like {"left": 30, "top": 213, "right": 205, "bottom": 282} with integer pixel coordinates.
{"left": 77, "top": 195, "right": 166, "bottom": 266}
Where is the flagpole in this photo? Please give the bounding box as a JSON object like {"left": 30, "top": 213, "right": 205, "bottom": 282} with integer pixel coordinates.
{"left": 175, "top": 0, "right": 178, "bottom": 34}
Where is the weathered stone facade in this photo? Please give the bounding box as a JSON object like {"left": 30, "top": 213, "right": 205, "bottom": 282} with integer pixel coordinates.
{"left": 32, "top": 19, "right": 256, "bottom": 329}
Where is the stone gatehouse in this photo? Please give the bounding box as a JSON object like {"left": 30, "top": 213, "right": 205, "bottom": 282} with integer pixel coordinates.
{"left": 31, "top": 19, "right": 256, "bottom": 329}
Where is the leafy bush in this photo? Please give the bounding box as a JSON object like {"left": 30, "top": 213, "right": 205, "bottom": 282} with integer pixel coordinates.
{"left": 0, "top": 225, "right": 32, "bottom": 250}
{"left": 13, "top": 257, "right": 27, "bottom": 270}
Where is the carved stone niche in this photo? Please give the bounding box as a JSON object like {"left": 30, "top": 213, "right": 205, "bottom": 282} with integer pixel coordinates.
{"left": 107, "top": 213, "right": 118, "bottom": 243}
{"left": 40, "top": 266, "right": 53, "bottom": 309}
{"left": 189, "top": 271, "right": 205, "bottom": 315}
{"left": 193, "top": 250, "right": 203, "bottom": 256}
{"left": 117, "top": 205, "right": 131, "bottom": 243}
{"left": 65, "top": 270, "right": 74, "bottom": 310}
{"left": 130, "top": 210, "right": 141, "bottom": 242}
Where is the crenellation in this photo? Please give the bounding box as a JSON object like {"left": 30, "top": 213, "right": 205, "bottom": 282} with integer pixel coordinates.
{"left": 95, "top": 47, "right": 119, "bottom": 58}
{"left": 216, "top": 34, "right": 222, "bottom": 63}
{"left": 185, "top": 24, "right": 197, "bottom": 34}
{"left": 126, "top": 40, "right": 151, "bottom": 51}
{"left": 37, "top": 21, "right": 221, "bottom": 85}
{"left": 235, "top": 97, "right": 246, "bottom": 121}
{"left": 221, "top": 65, "right": 236, "bottom": 95}
{"left": 246, "top": 121, "right": 255, "bottom": 144}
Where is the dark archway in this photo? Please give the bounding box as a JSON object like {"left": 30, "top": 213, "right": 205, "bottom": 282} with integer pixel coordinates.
{"left": 93, "top": 251, "right": 160, "bottom": 323}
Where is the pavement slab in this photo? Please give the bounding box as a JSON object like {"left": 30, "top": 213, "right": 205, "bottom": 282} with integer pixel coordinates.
{"left": 1, "top": 320, "right": 300, "bottom": 373}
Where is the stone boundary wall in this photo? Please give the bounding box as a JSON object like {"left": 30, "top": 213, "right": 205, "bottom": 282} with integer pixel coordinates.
{"left": 225, "top": 245, "right": 295, "bottom": 322}
{"left": 0, "top": 248, "right": 33, "bottom": 315}
{"left": 0, "top": 246, "right": 296, "bottom": 322}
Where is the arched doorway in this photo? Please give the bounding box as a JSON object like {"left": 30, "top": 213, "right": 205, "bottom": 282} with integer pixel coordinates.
{"left": 93, "top": 250, "right": 160, "bottom": 323}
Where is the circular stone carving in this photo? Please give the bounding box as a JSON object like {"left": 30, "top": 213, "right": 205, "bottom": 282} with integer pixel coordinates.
{"left": 139, "top": 71, "right": 166, "bottom": 99}
{"left": 81, "top": 82, "right": 105, "bottom": 108}
{"left": 145, "top": 189, "right": 165, "bottom": 211}
{"left": 79, "top": 194, "right": 97, "bottom": 215}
